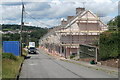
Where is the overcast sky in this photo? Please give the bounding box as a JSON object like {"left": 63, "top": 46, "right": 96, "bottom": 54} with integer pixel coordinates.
{"left": 0, "top": 0, "right": 119, "bottom": 28}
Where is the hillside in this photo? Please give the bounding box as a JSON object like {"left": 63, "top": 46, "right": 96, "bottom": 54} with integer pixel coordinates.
{"left": 2, "top": 24, "right": 48, "bottom": 47}
{"left": 107, "top": 16, "right": 118, "bottom": 26}
{"left": 107, "top": 16, "right": 120, "bottom": 31}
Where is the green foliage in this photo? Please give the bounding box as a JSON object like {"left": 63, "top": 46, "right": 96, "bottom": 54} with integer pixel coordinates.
{"left": 28, "top": 29, "right": 48, "bottom": 47}
{"left": 2, "top": 24, "right": 46, "bottom": 31}
{"left": 2, "top": 53, "right": 17, "bottom": 61}
{"left": 118, "top": 31, "right": 120, "bottom": 58}
{"left": 3, "top": 33, "right": 20, "bottom": 41}
{"left": 70, "top": 54, "right": 75, "bottom": 59}
{"left": 107, "top": 16, "right": 119, "bottom": 27}
{"left": 100, "top": 16, "right": 120, "bottom": 60}
{"left": 2, "top": 24, "right": 48, "bottom": 47}
{"left": 99, "top": 31, "right": 119, "bottom": 60}
{"left": 2, "top": 56, "right": 24, "bottom": 78}
{"left": 107, "top": 16, "right": 120, "bottom": 31}
{"left": 117, "top": 16, "right": 120, "bottom": 27}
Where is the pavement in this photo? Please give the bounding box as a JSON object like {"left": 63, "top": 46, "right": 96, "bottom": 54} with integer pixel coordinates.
{"left": 60, "top": 59, "right": 118, "bottom": 75}
{"left": 40, "top": 48, "right": 118, "bottom": 75}
{"left": 19, "top": 48, "right": 118, "bottom": 78}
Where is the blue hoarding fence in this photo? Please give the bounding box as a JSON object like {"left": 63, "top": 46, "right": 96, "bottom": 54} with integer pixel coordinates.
{"left": 3, "top": 41, "right": 20, "bottom": 56}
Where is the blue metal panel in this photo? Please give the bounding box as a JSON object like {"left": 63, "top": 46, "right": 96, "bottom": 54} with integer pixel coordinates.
{"left": 3, "top": 41, "right": 20, "bottom": 56}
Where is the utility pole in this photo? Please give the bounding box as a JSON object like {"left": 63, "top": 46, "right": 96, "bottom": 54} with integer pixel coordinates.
{"left": 20, "top": 2, "right": 24, "bottom": 56}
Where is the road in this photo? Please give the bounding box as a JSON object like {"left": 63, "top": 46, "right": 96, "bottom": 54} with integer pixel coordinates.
{"left": 19, "top": 48, "right": 118, "bottom": 78}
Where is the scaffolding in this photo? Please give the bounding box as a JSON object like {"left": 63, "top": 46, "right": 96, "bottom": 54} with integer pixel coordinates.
{"left": 39, "top": 8, "right": 108, "bottom": 59}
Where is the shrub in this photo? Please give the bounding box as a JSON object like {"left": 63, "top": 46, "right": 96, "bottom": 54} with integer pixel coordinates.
{"left": 99, "top": 31, "right": 119, "bottom": 60}
{"left": 2, "top": 53, "right": 17, "bottom": 61}
{"left": 70, "top": 54, "right": 75, "bottom": 59}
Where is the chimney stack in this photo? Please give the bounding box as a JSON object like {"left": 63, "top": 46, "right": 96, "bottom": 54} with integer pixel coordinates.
{"left": 76, "top": 7, "right": 85, "bottom": 14}
{"left": 67, "top": 16, "right": 74, "bottom": 21}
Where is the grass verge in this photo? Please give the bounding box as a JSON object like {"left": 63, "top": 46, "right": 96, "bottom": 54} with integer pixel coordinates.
{"left": 2, "top": 49, "right": 27, "bottom": 79}
{"left": 2, "top": 56, "right": 24, "bottom": 79}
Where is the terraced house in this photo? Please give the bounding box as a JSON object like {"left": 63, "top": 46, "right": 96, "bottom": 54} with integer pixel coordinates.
{"left": 39, "top": 8, "right": 108, "bottom": 58}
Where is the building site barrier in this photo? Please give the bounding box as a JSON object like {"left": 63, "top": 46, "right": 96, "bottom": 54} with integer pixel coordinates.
{"left": 79, "top": 44, "right": 98, "bottom": 62}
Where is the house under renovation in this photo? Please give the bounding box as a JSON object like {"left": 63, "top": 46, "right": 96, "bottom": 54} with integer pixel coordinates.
{"left": 39, "top": 8, "right": 108, "bottom": 58}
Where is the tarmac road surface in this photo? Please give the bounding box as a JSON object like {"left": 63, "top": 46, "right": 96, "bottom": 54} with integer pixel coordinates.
{"left": 19, "top": 48, "right": 118, "bottom": 78}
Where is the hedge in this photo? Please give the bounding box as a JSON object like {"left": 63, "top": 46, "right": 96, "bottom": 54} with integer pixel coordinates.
{"left": 99, "top": 31, "right": 120, "bottom": 60}
{"left": 2, "top": 53, "right": 17, "bottom": 61}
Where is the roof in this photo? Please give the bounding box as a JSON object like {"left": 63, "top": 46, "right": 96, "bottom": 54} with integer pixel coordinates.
{"left": 64, "top": 10, "right": 107, "bottom": 29}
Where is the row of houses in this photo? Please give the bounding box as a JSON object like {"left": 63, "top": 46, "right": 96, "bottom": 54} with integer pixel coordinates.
{"left": 2, "top": 30, "right": 32, "bottom": 34}
{"left": 39, "top": 7, "right": 108, "bottom": 58}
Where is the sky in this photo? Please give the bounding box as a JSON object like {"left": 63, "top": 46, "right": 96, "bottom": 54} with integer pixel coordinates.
{"left": 0, "top": 0, "right": 119, "bottom": 28}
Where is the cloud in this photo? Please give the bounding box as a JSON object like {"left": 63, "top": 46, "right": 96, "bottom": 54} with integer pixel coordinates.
{"left": 1, "top": 0, "right": 50, "bottom": 2}
{"left": 100, "top": 16, "right": 114, "bottom": 24}
{"left": 24, "top": 18, "right": 60, "bottom": 28}
{"left": 24, "top": 2, "right": 76, "bottom": 19}
{"left": 1, "top": 2, "right": 30, "bottom": 6}
{"left": 1, "top": 0, "right": 119, "bottom": 28}
{"left": 2, "top": 5, "right": 21, "bottom": 20}
{"left": 26, "top": 2, "right": 51, "bottom": 11}
{"left": 2, "top": 19, "right": 20, "bottom": 24}
{"left": 118, "top": 1, "right": 120, "bottom": 15}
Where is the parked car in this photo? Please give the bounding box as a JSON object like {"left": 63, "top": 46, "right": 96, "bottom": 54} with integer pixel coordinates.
{"left": 28, "top": 47, "right": 37, "bottom": 54}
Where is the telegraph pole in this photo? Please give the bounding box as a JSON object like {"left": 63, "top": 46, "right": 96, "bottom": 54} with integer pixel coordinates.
{"left": 20, "top": 2, "right": 24, "bottom": 56}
